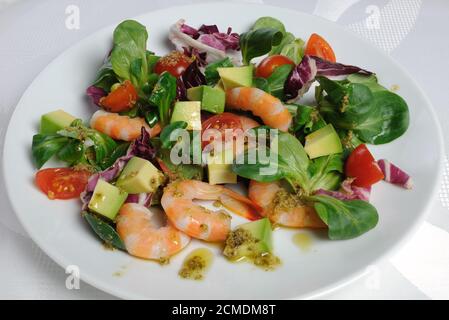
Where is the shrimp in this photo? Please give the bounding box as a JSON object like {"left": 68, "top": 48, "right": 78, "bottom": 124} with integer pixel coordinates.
{"left": 90, "top": 110, "right": 161, "bottom": 141}
{"left": 248, "top": 180, "right": 326, "bottom": 228}
{"left": 116, "top": 203, "right": 190, "bottom": 261}
{"left": 161, "top": 180, "right": 262, "bottom": 242}
{"left": 226, "top": 87, "right": 292, "bottom": 132}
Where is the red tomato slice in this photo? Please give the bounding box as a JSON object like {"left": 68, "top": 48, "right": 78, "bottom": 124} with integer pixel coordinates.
{"left": 345, "top": 144, "right": 384, "bottom": 188}
{"left": 100, "top": 80, "right": 137, "bottom": 113}
{"left": 35, "top": 168, "right": 92, "bottom": 200}
{"left": 201, "top": 113, "right": 243, "bottom": 149}
{"left": 305, "top": 33, "right": 336, "bottom": 63}
{"left": 154, "top": 51, "right": 193, "bottom": 77}
{"left": 255, "top": 55, "right": 295, "bottom": 79}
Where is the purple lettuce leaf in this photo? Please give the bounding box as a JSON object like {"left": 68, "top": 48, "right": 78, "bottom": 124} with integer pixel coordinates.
{"left": 86, "top": 86, "right": 106, "bottom": 106}
{"left": 80, "top": 128, "right": 157, "bottom": 210}
{"left": 312, "top": 56, "right": 373, "bottom": 77}
{"left": 315, "top": 178, "right": 371, "bottom": 202}
{"left": 181, "top": 60, "right": 206, "bottom": 89}
{"left": 176, "top": 77, "right": 187, "bottom": 101}
{"left": 284, "top": 56, "right": 317, "bottom": 100}
{"left": 198, "top": 34, "right": 227, "bottom": 51}
{"left": 284, "top": 55, "right": 374, "bottom": 101}
{"left": 198, "top": 24, "right": 220, "bottom": 35}
{"left": 125, "top": 193, "right": 153, "bottom": 207}
{"left": 378, "top": 159, "right": 413, "bottom": 189}
{"left": 183, "top": 47, "right": 208, "bottom": 67}
{"left": 180, "top": 23, "right": 199, "bottom": 38}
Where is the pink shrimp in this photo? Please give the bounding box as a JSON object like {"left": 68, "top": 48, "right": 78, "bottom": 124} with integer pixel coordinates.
{"left": 226, "top": 87, "right": 292, "bottom": 132}
{"left": 248, "top": 180, "right": 326, "bottom": 228}
{"left": 116, "top": 203, "right": 190, "bottom": 261}
{"left": 90, "top": 110, "right": 161, "bottom": 141}
{"left": 161, "top": 180, "right": 262, "bottom": 242}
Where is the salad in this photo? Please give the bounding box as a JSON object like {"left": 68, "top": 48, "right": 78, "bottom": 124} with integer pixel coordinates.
{"left": 31, "top": 17, "right": 413, "bottom": 275}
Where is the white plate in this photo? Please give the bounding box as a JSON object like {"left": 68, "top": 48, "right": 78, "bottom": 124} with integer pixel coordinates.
{"left": 3, "top": 2, "right": 444, "bottom": 299}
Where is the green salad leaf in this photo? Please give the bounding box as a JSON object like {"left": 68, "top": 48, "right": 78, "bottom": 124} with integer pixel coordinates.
{"left": 240, "top": 27, "right": 283, "bottom": 65}
{"left": 317, "top": 76, "right": 409, "bottom": 144}
{"left": 32, "top": 134, "right": 70, "bottom": 169}
{"left": 254, "top": 64, "right": 293, "bottom": 99}
{"left": 158, "top": 149, "right": 204, "bottom": 181}
{"left": 277, "top": 38, "right": 305, "bottom": 64}
{"left": 111, "top": 20, "right": 148, "bottom": 85}
{"left": 251, "top": 16, "right": 286, "bottom": 34}
{"left": 307, "top": 154, "right": 343, "bottom": 191}
{"left": 83, "top": 212, "right": 126, "bottom": 250}
{"left": 99, "top": 142, "right": 130, "bottom": 170}
{"left": 160, "top": 121, "right": 188, "bottom": 149}
{"left": 32, "top": 121, "right": 118, "bottom": 170}
{"left": 149, "top": 71, "right": 177, "bottom": 127}
{"left": 93, "top": 59, "right": 118, "bottom": 92}
{"left": 205, "top": 57, "right": 233, "bottom": 86}
{"left": 307, "top": 195, "right": 379, "bottom": 240}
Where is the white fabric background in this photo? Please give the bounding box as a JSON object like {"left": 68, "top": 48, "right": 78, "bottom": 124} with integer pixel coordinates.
{"left": 0, "top": 0, "right": 448, "bottom": 299}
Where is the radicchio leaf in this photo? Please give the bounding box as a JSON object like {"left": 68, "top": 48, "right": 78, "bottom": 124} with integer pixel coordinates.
{"left": 377, "top": 159, "right": 413, "bottom": 189}
{"left": 284, "top": 55, "right": 317, "bottom": 100}
{"left": 198, "top": 24, "right": 220, "bottom": 34}
{"left": 181, "top": 60, "right": 206, "bottom": 89}
{"left": 315, "top": 178, "right": 371, "bottom": 202}
{"left": 170, "top": 19, "right": 241, "bottom": 64}
{"left": 312, "top": 56, "right": 373, "bottom": 77}
{"left": 125, "top": 193, "right": 153, "bottom": 207}
{"left": 86, "top": 86, "right": 106, "bottom": 106}
{"left": 284, "top": 55, "right": 374, "bottom": 101}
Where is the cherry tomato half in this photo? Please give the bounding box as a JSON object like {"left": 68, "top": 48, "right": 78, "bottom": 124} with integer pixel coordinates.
{"left": 100, "top": 80, "right": 138, "bottom": 113}
{"left": 154, "top": 51, "right": 193, "bottom": 77}
{"left": 305, "top": 33, "right": 336, "bottom": 63}
{"left": 255, "top": 55, "right": 295, "bottom": 79}
{"left": 35, "top": 168, "right": 92, "bottom": 200}
{"left": 345, "top": 144, "right": 384, "bottom": 188}
{"left": 201, "top": 113, "right": 243, "bottom": 149}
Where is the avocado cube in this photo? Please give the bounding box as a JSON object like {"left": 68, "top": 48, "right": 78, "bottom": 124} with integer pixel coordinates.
{"left": 224, "top": 218, "right": 273, "bottom": 260}
{"left": 187, "top": 86, "right": 225, "bottom": 114}
{"left": 186, "top": 86, "right": 203, "bottom": 101}
{"left": 115, "top": 157, "right": 164, "bottom": 194}
{"left": 304, "top": 124, "right": 343, "bottom": 159}
{"left": 214, "top": 80, "right": 225, "bottom": 92}
{"left": 170, "top": 101, "right": 201, "bottom": 131}
{"left": 207, "top": 146, "right": 237, "bottom": 185}
{"left": 40, "top": 109, "right": 76, "bottom": 134}
{"left": 217, "top": 66, "right": 253, "bottom": 90}
{"left": 88, "top": 179, "right": 128, "bottom": 220}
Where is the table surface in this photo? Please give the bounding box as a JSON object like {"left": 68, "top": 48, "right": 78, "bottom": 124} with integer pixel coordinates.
{"left": 1, "top": 0, "right": 448, "bottom": 300}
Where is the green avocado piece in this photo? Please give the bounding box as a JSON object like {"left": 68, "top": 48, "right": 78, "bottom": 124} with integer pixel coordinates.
{"left": 187, "top": 86, "right": 225, "bottom": 114}
{"left": 223, "top": 218, "right": 274, "bottom": 260}
{"left": 40, "top": 109, "right": 76, "bottom": 134}
{"left": 88, "top": 179, "right": 128, "bottom": 221}
{"left": 217, "top": 66, "right": 253, "bottom": 90}
{"left": 207, "top": 145, "right": 236, "bottom": 185}
{"left": 304, "top": 124, "right": 343, "bottom": 159}
{"left": 115, "top": 156, "right": 164, "bottom": 194}
{"left": 170, "top": 101, "right": 201, "bottom": 130}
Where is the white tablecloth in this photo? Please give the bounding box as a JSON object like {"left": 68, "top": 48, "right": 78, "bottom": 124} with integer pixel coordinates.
{"left": 1, "top": 0, "right": 448, "bottom": 299}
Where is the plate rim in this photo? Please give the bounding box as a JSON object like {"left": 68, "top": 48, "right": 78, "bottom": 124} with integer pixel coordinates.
{"left": 2, "top": 1, "right": 445, "bottom": 300}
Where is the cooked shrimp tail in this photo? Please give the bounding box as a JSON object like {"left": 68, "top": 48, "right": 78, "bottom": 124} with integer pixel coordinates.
{"left": 117, "top": 203, "right": 190, "bottom": 261}
{"left": 90, "top": 110, "right": 161, "bottom": 141}
{"left": 249, "top": 180, "right": 326, "bottom": 228}
{"left": 226, "top": 87, "right": 292, "bottom": 132}
{"left": 161, "top": 180, "right": 262, "bottom": 242}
